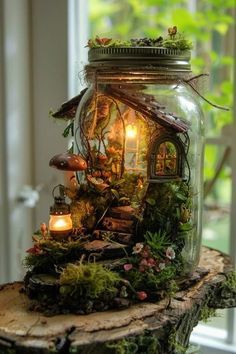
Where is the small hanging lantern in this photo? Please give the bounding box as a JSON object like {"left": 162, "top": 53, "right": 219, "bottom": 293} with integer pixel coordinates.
{"left": 49, "top": 184, "right": 72, "bottom": 239}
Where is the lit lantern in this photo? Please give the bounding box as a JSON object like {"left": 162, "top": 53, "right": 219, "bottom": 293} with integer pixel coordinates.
{"left": 49, "top": 185, "right": 72, "bottom": 239}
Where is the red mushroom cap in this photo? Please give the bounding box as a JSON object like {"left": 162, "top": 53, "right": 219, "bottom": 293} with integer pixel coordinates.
{"left": 97, "top": 153, "right": 108, "bottom": 162}
{"left": 49, "top": 153, "right": 87, "bottom": 171}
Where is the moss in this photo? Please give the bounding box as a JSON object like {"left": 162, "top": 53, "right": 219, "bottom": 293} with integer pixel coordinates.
{"left": 107, "top": 339, "right": 138, "bottom": 354}
{"left": 106, "top": 331, "right": 160, "bottom": 354}
{"left": 23, "top": 238, "right": 87, "bottom": 272}
{"left": 117, "top": 172, "right": 141, "bottom": 205}
{"left": 168, "top": 331, "right": 187, "bottom": 354}
{"left": 199, "top": 304, "right": 217, "bottom": 323}
{"left": 87, "top": 30, "right": 193, "bottom": 51}
{"left": 59, "top": 262, "right": 121, "bottom": 300}
{"left": 165, "top": 280, "right": 179, "bottom": 297}
{"left": 163, "top": 36, "right": 193, "bottom": 50}
{"left": 87, "top": 37, "right": 131, "bottom": 49}
{"left": 223, "top": 271, "right": 236, "bottom": 291}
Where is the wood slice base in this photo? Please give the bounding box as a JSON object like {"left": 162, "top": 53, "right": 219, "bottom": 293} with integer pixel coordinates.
{"left": 0, "top": 247, "right": 235, "bottom": 354}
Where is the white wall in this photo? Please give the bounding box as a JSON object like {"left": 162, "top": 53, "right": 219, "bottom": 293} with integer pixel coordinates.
{"left": 0, "top": 0, "right": 33, "bottom": 282}
{"left": 0, "top": 0, "right": 9, "bottom": 283}
{"left": 31, "top": 0, "right": 68, "bottom": 226}
{"left": 0, "top": 0, "right": 69, "bottom": 282}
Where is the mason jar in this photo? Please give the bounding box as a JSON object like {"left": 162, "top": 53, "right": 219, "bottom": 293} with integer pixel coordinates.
{"left": 74, "top": 47, "right": 204, "bottom": 273}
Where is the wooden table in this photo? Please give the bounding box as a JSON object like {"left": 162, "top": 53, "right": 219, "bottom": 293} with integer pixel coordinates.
{"left": 0, "top": 247, "right": 235, "bottom": 354}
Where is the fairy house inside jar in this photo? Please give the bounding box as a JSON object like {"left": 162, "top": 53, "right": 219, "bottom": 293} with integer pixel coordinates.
{"left": 50, "top": 80, "right": 191, "bottom": 259}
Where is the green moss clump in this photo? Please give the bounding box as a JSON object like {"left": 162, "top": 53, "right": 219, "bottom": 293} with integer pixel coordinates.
{"left": 199, "top": 304, "right": 217, "bottom": 323}
{"left": 59, "top": 262, "right": 121, "bottom": 300}
{"left": 223, "top": 271, "right": 236, "bottom": 291}
{"left": 87, "top": 37, "right": 131, "bottom": 49}
{"left": 107, "top": 339, "right": 138, "bottom": 354}
{"left": 23, "top": 238, "right": 87, "bottom": 272}
{"left": 107, "top": 330, "right": 160, "bottom": 354}
{"left": 165, "top": 280, "right": 179, "bottom": 297}
{"left": 163, "top": 34, "right": 193, "bottom": 50}
{"left": 87, "top": 28, "right": 193, "bottom": 51}
{"left": 168, "top": 331, "right": 187, "bottom": 354}
{"left": 116, "top": 172, "right": 145, "bottom": 207}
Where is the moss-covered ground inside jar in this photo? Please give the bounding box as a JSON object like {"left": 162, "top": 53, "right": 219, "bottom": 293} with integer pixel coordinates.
{"left": 23, "top": 177, "right": 198, "bottom": 315}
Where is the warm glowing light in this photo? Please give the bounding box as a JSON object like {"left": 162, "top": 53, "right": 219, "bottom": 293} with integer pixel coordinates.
{"left": 49, "top": 214, "right": 73, "bottom": 233}
{"left": 49, "top": 184, "right": 72, "bottom": 239}
{"left": 126, "top": 124, "right": 137, "bottom": 139}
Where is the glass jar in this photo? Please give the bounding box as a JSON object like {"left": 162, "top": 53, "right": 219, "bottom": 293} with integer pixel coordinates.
{"left": 74, "top": 47, "right": 204, "bottom": 273}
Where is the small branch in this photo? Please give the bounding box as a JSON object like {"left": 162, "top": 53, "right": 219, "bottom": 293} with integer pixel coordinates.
{"left": 186, "top": 81, "right": 230, "bottom": 111}
{"left": 185, "top": 73, "right": 209, "bottom": 83}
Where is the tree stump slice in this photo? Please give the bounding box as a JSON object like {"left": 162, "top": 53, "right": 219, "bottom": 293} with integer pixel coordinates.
{"left": 0, "top": 247, "right": 235, "bottom": 354}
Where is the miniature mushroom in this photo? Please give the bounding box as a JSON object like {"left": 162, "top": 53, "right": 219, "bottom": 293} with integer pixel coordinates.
{"left": 97, "top": 153, "right": 108, "bottom": 163}
{"left": 49, "top": 153, "right": 87, "bottom": 171}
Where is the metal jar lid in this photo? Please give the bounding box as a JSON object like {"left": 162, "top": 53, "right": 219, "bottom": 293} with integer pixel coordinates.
{"left": 88, "top": 47, "right": 191, "bottom": 71}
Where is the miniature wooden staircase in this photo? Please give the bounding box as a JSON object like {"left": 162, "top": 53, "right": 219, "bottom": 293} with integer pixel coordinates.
{"left": 93, "top": 205, "right": 136, "bottom": 245}
{"left": 82, "top": 206, "right": 137, "bottom": 259}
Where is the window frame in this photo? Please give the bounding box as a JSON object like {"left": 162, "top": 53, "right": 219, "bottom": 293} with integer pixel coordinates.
{"left": 148, "top": 133, "right": 185, "bottom": 182}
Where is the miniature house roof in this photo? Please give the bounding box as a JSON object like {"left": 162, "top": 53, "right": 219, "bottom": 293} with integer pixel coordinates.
{"left": 52, "top": 86, "right": 189, "bottom": 133}
{"left": 52, "top": 88, "right": 88, "bottom": 120}
{"left": 105, "top": 86, "right": 190, "bottom": 133}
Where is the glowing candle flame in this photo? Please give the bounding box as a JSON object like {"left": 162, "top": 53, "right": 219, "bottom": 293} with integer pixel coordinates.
{"left": 49, "top": 214, "right": 72, "bottom": 232}
{"left": 126, "top": 124, "right": 137, "bottom": 139}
